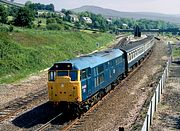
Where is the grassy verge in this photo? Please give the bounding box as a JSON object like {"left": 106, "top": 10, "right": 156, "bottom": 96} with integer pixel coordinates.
{"left": 172, "top": 48, "right": 180, "bottom": 57}
{"left": 0, "top": 29, "right": 114, "bottom": 84}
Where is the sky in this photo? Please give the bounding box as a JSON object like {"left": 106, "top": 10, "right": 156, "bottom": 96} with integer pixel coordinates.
{"left": 15, "top": 0, "right": 180, "bottom": 14}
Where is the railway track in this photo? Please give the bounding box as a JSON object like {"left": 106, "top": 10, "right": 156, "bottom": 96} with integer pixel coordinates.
{"left": 0, "top": 88, "right": 47, "bottom": 123}
{"left": 35, "top": 112, "right": 63, "bottom": 131}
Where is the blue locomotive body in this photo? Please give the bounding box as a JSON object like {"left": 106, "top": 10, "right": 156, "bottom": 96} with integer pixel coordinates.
{"left": 78, "top": 49, "right": 125, "bottom": 101}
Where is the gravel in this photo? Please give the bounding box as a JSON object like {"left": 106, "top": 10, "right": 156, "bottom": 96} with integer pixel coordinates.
{"left": 0, "top": 72, "right": 47, "bottom": 107}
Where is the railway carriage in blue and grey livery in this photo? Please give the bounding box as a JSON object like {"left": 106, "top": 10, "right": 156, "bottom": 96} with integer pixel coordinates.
{"left": 118, "top": 36, "right": 154, "bottom": 72}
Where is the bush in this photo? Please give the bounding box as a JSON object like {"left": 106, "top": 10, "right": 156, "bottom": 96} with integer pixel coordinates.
{"left": 0, "top": 25, "right": 9, "bottom": 32}
{"left": 46, "top": 18, "right": 56, "bottom": 25}
{"left": 46, "top": 23, "right": 61, "bottom": 30}
{"left": 0, "top": 24, "right": 14, "bottom": 32}
{"left": 9, "top": 25, "right": 14, "bottom": 32}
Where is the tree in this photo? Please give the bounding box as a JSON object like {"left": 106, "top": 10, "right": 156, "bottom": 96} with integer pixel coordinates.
{"left": 45, "top": 4, "right": 54, "bottom": 12}
{"left": 0, "top": 4, "right": 8, "bottom": 24}
{"left": 61, "top": 9, "right": 66, "bottom": 14}
{"left": 74, "top": 21, "right": 81, "bottom": 29}
{"left": 13, "top": 7, "right": 35, "bottom": 27}
{"left": 25, "top": 1, "right": 32, "bottom": 6}
{"left": 46, "top": 18, "right": 56, "bottom": 25}
{"left": 9, "top": 6, "right": 18, "bottom": 17}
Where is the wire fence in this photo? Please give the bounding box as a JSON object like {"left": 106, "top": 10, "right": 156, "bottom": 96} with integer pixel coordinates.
{"left": 141, "top": 57, "right": 172, "bottom": 131}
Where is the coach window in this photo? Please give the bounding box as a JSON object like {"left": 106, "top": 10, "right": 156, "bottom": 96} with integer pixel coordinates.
{"left": 132, "top": 52, "right": 134, "bottom": 59}
{"left": 129, "top": 53, "right": 131, "bottom": 61}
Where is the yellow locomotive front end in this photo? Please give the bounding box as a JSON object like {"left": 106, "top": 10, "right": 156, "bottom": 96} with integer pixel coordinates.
{"left": 47, "top": 63, "right": 82, "bottom": 103}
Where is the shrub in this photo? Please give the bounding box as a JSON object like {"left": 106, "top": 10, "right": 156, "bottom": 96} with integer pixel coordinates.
{"left": 46, "top": 23, "right": 61, "bottom": 30}
{"left": 0, "top": 25, "right": 9, "bottom": 32}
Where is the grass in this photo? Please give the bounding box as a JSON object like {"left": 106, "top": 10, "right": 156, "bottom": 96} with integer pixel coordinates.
{"left": 0, "top": 28, "right": 115, "bottom": 84}
{"left": 34, "top": 18, "right": 47, "bottom": 28}
{"left": 172, "top": 48, "right": 180, "bottom": 57}
{"left": 80, "top": 29, "right": 99, "bottom": 34}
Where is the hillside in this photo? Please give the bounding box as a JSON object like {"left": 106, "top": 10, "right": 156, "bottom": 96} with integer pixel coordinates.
{"left": 0, "top": 29, "right": 114, "bottom": 83}
{"left": 0, "top": 0, "right": 24, "bottom": 7}
{"left": 72, "top": 5, "right": 180, "bottom": 24}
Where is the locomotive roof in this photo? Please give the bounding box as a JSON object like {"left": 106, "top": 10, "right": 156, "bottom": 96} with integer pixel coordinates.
{"left": 118, "top": 35, "right": 154, "bottom": 52}
{"left": 52, "top": 49, "right": 123, "bottom": 70}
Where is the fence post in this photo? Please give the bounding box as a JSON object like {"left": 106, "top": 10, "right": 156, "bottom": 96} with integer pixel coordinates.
{"left": 154, "top": 92, "right": 156, "bottom": 111}
{"left": 150, "top": 101, "right": 153, "bottom": 125}
{"left": 146, "top": 115, "right": 149, "bottom": 131}
{"left": 162, "top": 75, "right": 164, "bottom": 89}
{"left": 161, "top": 79, "right": 163, "bottom": 94}
{"left": 158, "top": 84, "right": 160, "bottom": 102}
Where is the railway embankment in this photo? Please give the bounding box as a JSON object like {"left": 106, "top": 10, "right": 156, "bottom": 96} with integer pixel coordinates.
{"left": 150, "top": 43, "right": 180, "bottom": 130}
{"left": 0, "top": 30, "right": 114, "bottom": 84}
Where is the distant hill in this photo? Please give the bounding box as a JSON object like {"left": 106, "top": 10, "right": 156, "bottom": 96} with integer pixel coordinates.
{"left": 0, "top": 0, "right": 24, "bottom": 7}
{"left": 72, "top": 5, "right": 180, "bottom": 24}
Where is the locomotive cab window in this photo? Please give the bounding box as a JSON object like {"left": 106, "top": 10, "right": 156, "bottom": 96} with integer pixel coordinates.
{"left": 81, "top": 68, "right": 91, "bottom": 80}
{"left": 58, "top": 71, "right": 68, "bottom": 76}
{"left": 69, "top": 71, "right": 78, "bottom": 81}
{"left": 49, "top": 71, "right": 56, "bottom": 81}
{"left": 57, "top": 70, "right": 78, "bottom": 81}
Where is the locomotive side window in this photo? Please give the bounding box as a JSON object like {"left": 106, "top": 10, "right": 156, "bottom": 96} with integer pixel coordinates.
{"left": 98, "top": 74, "right": 104, "bottom": 84}
{"left": 81, "top": 69, "right": 86, "bottom": 80}
{"left": 49, "top": 71, "right": 56, "bottom": 81}
{"left": 81, "top": 68, "right": 91, "bottom": 80}
{"left": 115, "top": 57, "right": 121, "bottom": 65}
{"left": 97, "top": 65, "right": 104, "bottom": 74}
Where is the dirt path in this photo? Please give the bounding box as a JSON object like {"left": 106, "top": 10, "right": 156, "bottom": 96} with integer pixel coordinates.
{"left": 69, "top": 38, "right": 168, "bottom": 131}
{"left": 0, "top": 71, "right": 48, "bottom": 107}
{"left": 150, "top": 62, "right": 180, "bottom": 131}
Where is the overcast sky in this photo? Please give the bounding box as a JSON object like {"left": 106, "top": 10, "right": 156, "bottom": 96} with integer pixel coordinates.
{"left": 15, "top": 0, "right": 180, "bottom": 14}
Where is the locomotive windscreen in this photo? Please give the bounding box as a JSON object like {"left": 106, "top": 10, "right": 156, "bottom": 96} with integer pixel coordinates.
{"left": 53, "top": 63, "right": 72, "bottom": 70}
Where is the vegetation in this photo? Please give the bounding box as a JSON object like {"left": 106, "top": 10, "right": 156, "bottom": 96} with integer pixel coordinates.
{"left": 0, "top": 29, "right": 114, "bottom": 83}
{"left": 13, "top": 7, "right": 35, "bottom": 27}
{"left": 0, "top": 2, "right": 179, "bottom": 33}
{"left": 0, "top": 4, "right": 8, "bottom": 24}
{"left": 173, "top": 48, "right": 180, "bottom": 57}
{"left": 0, "top": 1, "right": 179, "bottom": 84}
{"left": 26, "top": 1, "right": 55, "bottom": 12}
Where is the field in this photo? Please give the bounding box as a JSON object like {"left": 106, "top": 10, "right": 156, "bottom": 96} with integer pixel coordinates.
{"left": 0, "top": 28, "right": 114, "bottom": 83}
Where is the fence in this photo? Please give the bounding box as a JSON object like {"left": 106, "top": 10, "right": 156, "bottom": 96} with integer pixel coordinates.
{"left": 141, "top": 57, "right": 172, "bottom": 131}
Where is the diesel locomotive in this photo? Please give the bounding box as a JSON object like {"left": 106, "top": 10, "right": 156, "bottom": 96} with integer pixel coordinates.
{"left": 47, "top": 35, "right": 154, "bottom": 113}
